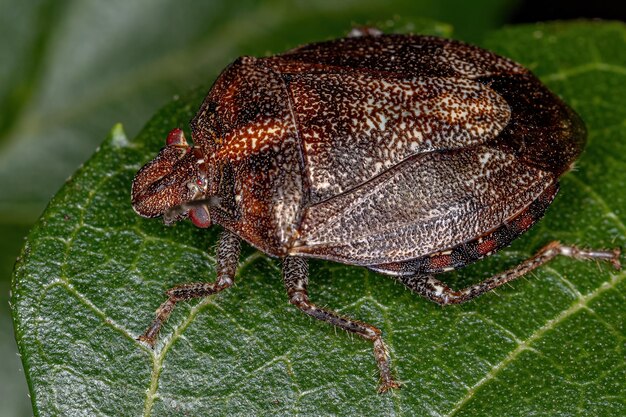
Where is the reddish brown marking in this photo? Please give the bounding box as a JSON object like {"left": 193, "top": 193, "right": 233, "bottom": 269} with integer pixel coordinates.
{"left": 429, "top": 254, "right": 452, "bottom": 269}
{"left": 476, "top": 239, "right": 498, "bottom": 255}
{"left": 511, "top": 211, "right": 535, "bottom": 232}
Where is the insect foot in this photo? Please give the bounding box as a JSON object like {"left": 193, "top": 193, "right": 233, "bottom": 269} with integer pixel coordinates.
{"left": 282, "top": 256, "right": 401, "bottom": 393}
{"left": 137, "top": 230, "right": 241, "bottom": 348}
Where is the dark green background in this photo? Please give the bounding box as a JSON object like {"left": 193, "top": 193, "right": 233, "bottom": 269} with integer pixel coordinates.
{"left": 3, "top": 1, "right": 624, "bottom": 416}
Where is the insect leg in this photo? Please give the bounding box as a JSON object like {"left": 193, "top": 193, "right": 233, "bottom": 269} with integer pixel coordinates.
{"left": 283, "top": 256, "right": 400, "bottom": 393}
{"left": 398, "top": 241, "right": 621, "bottom": 305}
{"left": 138, "top": 229, "right": 241, "bottom": 346}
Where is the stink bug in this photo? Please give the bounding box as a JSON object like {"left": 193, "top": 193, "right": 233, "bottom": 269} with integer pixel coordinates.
{"left": 131, "top": 30, "right": 621, "bottom": 392}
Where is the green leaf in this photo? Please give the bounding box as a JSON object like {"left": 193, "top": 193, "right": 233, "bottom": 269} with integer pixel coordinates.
{"left": 12, "top": 21, "right": 626, "bottom": 416}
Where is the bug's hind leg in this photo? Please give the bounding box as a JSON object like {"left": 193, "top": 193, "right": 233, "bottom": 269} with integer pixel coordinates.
{"left": 283, "top": 256, "right": 400, "bottom": 393}
{"left": 138, "top": 229, "right": 241, "bottom": 346}
{"left": 397, "top": 241, "right": 621, "bottom": 305}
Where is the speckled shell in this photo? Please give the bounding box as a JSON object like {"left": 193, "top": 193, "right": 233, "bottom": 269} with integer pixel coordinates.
{"left": 190, "top": 34, "right": 585, "bottom": 270}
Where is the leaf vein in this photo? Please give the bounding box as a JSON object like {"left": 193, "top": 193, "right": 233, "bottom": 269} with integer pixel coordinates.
{"left": 445, "top": 269, "right": 625, "bottom": 416}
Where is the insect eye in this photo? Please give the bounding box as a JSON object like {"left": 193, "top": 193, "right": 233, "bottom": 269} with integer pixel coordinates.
{"left": 194, "top": 177, "right": 208, "bottom": 190}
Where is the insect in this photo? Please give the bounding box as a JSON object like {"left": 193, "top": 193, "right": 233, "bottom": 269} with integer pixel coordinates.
{"left": 131, "top": 30, "right": 621, "bottom": 392}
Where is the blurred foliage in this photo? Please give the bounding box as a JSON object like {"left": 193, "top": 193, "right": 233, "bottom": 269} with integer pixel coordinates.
{"left": 11, "top": 13, "right": 626, "bottom": 417}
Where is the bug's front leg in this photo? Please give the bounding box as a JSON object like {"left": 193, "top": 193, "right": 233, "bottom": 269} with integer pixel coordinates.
{"left": 283, "top": 256, "right": 400, "bottom": 393}
{"left": 138, "top": 229, "right": 241, "bottom": 346}
{"left": 398, "top": 241, "right": 621, "bottom": 305}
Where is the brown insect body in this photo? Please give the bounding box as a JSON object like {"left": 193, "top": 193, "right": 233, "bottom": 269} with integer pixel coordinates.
{"left": 134, "top": 34, "right": 584, "bottom": 265}
{"left": 131, "top": 33, "right": 620, "bottom": 392}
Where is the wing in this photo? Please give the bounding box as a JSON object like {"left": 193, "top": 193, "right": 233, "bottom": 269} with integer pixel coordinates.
{"left": 260, "top": 34, "right": 584, "bottom": 200}
{"left": 282, "top": 70, "right": 511, "bottom": 203}
{"left": 290, "top": 146, "right": 556, "bottom": 265}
